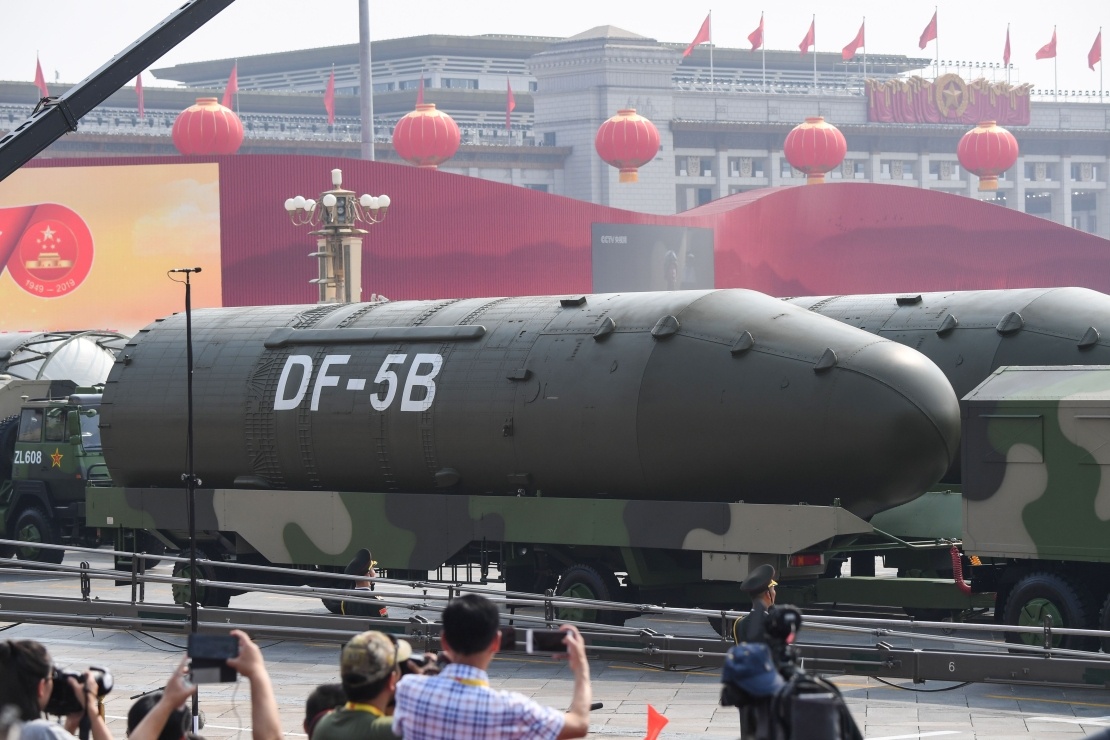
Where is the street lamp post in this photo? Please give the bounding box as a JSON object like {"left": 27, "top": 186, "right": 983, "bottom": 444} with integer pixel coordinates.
{"left": 284, "top": 168, "right": 390, "bottom": 303}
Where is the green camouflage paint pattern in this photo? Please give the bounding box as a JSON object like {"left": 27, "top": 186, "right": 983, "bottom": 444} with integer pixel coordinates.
{"left": 963, "top": 366, "right": 1110, "bottom": 562}
{"left": 86, "top": 486, "right": 872, "bottom": 573}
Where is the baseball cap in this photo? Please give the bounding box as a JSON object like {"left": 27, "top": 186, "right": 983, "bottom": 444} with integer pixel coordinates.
{"left": 339, "top": 631, "right": 413, "bottom": 685}
{"left": 721, "top": 642, "right": 786, "bottom": 697}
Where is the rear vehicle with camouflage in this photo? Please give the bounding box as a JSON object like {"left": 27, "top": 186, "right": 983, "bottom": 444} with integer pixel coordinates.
{"left": 85, "top": 290, "right": 963, "bottom": 616}
{"left": 963, "top": 366, "right": 1110, "bottom": 651}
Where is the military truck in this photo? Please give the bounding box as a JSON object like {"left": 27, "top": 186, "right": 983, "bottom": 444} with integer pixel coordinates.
{"left": 0, "top": 378, "right": 105, "bottom": 563}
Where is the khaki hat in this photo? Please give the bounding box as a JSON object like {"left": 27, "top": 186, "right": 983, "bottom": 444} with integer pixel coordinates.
{"left": 339, "top": 631, "right": 413, "bottom": 684}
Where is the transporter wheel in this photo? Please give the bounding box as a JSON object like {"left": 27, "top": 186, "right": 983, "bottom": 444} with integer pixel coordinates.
{"left": 13, "top": 506, "right": 65, "bottom": 565}
{"left": 554, "top": 563, "right": 626, "bottom": 626}
{"left": 1001, "top": 572, "right": 1098, "bottom": 652}
{"left": 707, "top": 615, "right": 735, "bottom": 639}
{"left": 172, "top": 549, "right": 233, "bottom": 608}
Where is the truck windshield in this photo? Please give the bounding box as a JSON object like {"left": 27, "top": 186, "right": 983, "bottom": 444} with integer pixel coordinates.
{"left": 79, "top": 409, "right": 102, "bottom": 451}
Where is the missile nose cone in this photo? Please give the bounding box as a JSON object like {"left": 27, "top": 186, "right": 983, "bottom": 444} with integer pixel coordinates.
{"left": 831, "top": 340, "right": 961, "bottom": 517}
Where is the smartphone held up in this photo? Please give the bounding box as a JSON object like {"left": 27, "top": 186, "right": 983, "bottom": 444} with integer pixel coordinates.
{"left": 187, "top": 634, "right": 240, "bottom": 684}
{"left": 499, "top": 627, "right": 568, "bottom": 654}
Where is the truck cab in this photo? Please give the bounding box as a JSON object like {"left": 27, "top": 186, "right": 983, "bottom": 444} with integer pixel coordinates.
{"left": 0, "top": 390, "right": 107, "bottom": 562}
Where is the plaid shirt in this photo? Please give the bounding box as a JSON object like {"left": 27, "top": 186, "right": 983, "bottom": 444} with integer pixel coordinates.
{"left": 393, "top": 663, "right": 565, "bottom": 740}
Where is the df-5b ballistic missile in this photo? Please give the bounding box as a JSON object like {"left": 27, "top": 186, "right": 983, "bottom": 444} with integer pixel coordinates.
{"left": 786, "top": 287, "right": 1110, "bottom": 481}
{"left": 101, "top": 289, "right": 959, "bottom": 519}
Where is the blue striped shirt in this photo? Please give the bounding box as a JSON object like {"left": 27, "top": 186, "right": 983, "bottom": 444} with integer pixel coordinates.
{"left": 393, "top": 663, "right": 565, "bottom": 740}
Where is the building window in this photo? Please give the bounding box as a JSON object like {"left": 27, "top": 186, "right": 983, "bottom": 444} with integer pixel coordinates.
{"left": 697, "top": 187, "right": 713, "bottom": 206}
{"left": 1071, "top": 162, "right": 1098, "bottom": 182}
{"left": 442, "top": 78, "right": 479, "bottom": 89}
{"left": 398, "top": 78, "right": 430, "bottom": 91}
{"left": 928, "top": 160, "right": 959, "bottom": 181}
{"left": 525, "top": 184, "right": 549, "bottom": 192}
{"left": 728, "top": 157, "right": 764, "bottom": 178}
{"left": 1025, "top": 162, "right": 1054, "bottom": 182}
{"left": 543, "top": 132, "right": 556, "bottom": 146}
{"left": 529, "top": 81, "right": 538, "bottom": 92}
{"left": 371, "top": 82, "right": 395, "bottom": 93}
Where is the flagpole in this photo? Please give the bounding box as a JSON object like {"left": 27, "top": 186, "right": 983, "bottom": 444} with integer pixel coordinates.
{"left": 1102, "top": 28, "right": 1105, "bottom": 101}
{"left": 234, "top": 59, "right": 239, "bottom": 116}
{"left": 1007, "top": 23, "right": 1011, "bottom": 83}
{"left": 812, "top": 15, "right": 817, "bottom": 90}
{"left": 1054, "top": 26, "right": 1058, "bottom": 102}
{"left": 761, "top": 12, "right": 766, "bottom": 93}
{"left": 934, "top": 7, "right": 939, "bottom": 76}
{"left": 709, "top": 9, "right": 714, "bottom": 88}
{"left": 862, "top": 17, "right": 867, "bottom": 92}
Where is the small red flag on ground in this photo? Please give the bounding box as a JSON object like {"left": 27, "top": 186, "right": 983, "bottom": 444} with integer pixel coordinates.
{"left": 644, "top": 705, "right": 669, "bottom": 740}
{"left": 136, "top": 74, "right": 144, "bottom": 119}
{"left": 222, "top": 63, "right": 238, "bottom": 108}
{"left": 506, "top": 77, "right": 515, "bottom": 131}
{"left": 1003, "top": 26, "right": 1011, "bottom": 66}
{"left": 683, "top": 13, "right": 711, "bottom": 57}
{"left": 799, "top": 19, "right": 815, "bottom": 55}
{"left": 33, "top": 55, "right": 49, "bottom": 98}
{"left": 1036, "top": 28, "right": 1057, "bottom": 60}
{"left": 919, "top": 11, "right": 938, "bottom": 50}
{"left": 843, "top": 21, "right": 865, "bottom": 61}
{"left": 748, "top": 13, "right": 764, "bottom": 51}
{"left": 324, "top": 68, "right": 336, "bottom": 125}
{"left": 1090, "top": 30, "right": 1102, "bottom": 70}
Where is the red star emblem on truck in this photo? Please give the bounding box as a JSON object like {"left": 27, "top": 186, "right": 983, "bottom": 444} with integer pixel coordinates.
{"left": 51, "top": 448, "right": 63, "bottom": 468}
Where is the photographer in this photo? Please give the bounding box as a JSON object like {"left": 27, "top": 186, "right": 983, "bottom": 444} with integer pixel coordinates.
{"left": 0, "top": 639, "right": 113, "bottom": 740}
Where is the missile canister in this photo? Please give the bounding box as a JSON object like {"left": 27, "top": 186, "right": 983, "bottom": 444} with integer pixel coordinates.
{"left": 101, "top": 289, "right": 960, "bottom": 519}
{"left": 786, "top": 287, "right": 1110, "bottom": 482}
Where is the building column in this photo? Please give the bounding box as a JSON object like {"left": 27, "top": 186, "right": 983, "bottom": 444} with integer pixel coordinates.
{"left": 1010, "top": 156, "right": 1026, "bottom": 212}
{"left": 716, "top": 151, "right": 729, "bottom": 199}
{"left": 870, "top": 153, "right": 882, "bottom": 184}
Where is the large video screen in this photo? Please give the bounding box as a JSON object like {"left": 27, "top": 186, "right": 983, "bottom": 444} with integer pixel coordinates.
{"left": 0, "top": 162, "right": 223, "bottom": 334}
{"left": 592, "top": 223, "right": 714, "bottom": 293}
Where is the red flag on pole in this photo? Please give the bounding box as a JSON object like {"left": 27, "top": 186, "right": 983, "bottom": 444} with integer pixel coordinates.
{"left": 324, "top": 68, "right": 336, "bottom": 125}
{"left": 136, "top": 74, "right": 144, "bottom": 119}
{"left": 506, "top": 77, "right": 515, "bottom": 131}
{"left": 1090, "top": 30, "right": 1102, "bottom": 70}
{"left": 33, "top": 55, "right": 49, "bottom": 98}
{"left": 644, "top": 705, "right": 669, "bottom": 740}
{"left": 748, "top": 13, "right": 764, "bottom": 51}
{"left": 1003, "top": 27, "right": 1011, "bottom": 66}
{"left": 842, "top": 21, "right": 865, "bottom": 61}
{"left": 222, "top": 63, "right": 238, "bottom": 108}
{"left": 683, "top": 13, "right": 711, "bottom": 57}
{"left": 1036, "top": 28, "right": 1057, "bottom": 60}
{"left": 799, "top": 20, "right": 815, "bottom": 55}
{"left": 416, "top": 75, "right": 424, "bottom": 105}
{"left": 919, "top": 11, "right": 937, "bottom": 50}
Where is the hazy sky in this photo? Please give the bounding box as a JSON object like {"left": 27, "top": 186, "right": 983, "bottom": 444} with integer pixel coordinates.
{"left": 1, "top": 1, "right": 1107, "bottom": 94}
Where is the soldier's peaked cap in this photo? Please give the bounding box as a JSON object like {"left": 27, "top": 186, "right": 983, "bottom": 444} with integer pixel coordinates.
{"left": 344, "top": 548, "right": 373, "bottom": 576}
{"left": 740, "top": 564, "right": 777, "bottom": 594}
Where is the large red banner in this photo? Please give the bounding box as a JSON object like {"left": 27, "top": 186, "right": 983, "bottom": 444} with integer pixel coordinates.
{"left": 867, "top": 75, "right": 1031, "bottom": 126}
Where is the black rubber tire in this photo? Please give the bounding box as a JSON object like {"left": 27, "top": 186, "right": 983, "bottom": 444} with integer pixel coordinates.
{"left": 172, "top": 549, "right": 232, "bottom": 608}
{"left": 12, "top": 506, "right": 65, "bottom": 565}
{"left": 554, "top": 563, "right": 626, "bottom": 626}
{"left": 1001, "top": 571, "right": 1098, "bottom": 651}
{"left": 1099, "top": 592, "right": 1110, "bottom": 654}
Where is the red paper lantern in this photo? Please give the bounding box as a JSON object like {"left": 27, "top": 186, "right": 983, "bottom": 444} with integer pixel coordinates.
{"left": 172, "top": 97, "right": 244, "bottom": 155}
{"left": 957, "top": 121, "right": 1019, "bottom": 191}
{"left": 783, "top": 116, "right": 847, "bottom": 185}
{"left": 391, "top": 104, "right": 461, "bottom": 169}
{"left": 595, "top": 109, "right": 660, "bottom": 183}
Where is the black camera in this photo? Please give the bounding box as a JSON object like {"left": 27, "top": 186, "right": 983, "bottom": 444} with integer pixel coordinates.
{"left": 44, "top": 667, "right": 113, "bottom": 716}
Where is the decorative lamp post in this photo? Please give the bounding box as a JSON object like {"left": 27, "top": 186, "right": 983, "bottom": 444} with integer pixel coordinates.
{"left": 392, "top": 103, "right": 461, "bottom": 168}
{"left": 284, "top": 168, "right": 390, "bottom": 304}
{"left": 172, "top": 97, "right": 244, "bottom": 155}
{"left": 595, "top": 108, "right": 660, "bottom": 183}
{"left": 783, "top": 116, "right": 847, "bottom": 184}
{"left": 957, "top": 121, "right": 1019, "bottom": 191}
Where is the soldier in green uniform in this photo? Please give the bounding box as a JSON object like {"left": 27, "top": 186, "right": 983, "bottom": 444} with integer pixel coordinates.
{"left": 732, "top": 564, "right": 777, "bottom": 645}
